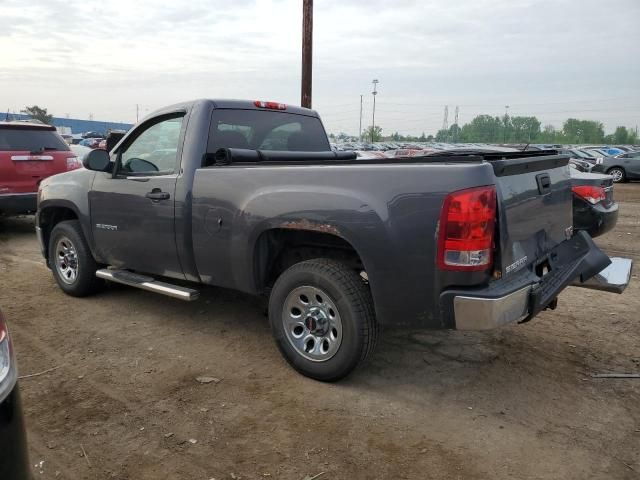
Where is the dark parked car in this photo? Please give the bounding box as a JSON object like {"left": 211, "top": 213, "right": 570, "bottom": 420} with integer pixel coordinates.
{"left": 570, "top": 170, "right": 618, "bottom": 238}
{"left": 615, "top": 150, "right": 640, "bottom": 159}
{"left": 592, "top": 150, "right": 640, "bottom": 182}
{"left": 557, "top": 148, "right": 601, "bottom": 166}
{"left": 36, "top": 99, "right": 632, "bottom": 381}
{"left": 0, "top": 308, "right": 31, "bottom": 480}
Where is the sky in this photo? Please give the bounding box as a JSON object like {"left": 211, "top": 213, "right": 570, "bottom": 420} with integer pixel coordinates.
{"left": 1, "top": 0, "right": 639, "bottom": 136}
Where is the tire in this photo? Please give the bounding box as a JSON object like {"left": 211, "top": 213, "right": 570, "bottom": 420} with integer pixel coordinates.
{"left": 268, "top": 258, "right": 378, "bottom": 381}
{"left": 48, "top": 220, "right": 103, "bottom": 297}
{"left": 607, "top": 167, "right": 626, "bottom": 183}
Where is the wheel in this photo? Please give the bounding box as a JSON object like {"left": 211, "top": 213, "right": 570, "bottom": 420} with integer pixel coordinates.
{"left": 607, "top": 167, "right": 626, "bottom": 183}
{"left": 268, "top": 259, "right": 378, "bottom": 381}
{"left": 48, "top": 220, "right": 103, "bottom": 297}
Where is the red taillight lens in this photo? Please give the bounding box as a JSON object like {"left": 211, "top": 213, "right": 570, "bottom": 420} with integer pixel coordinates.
{"left": 66, "top": 156, "right": 82, "bottom": 171}
{"left": 572, "top": 185, "right": 605, "bottom": 205}
{"left": 437, "top": 185, "right": 497, "bottom": 271}
{"left": 254, "top": 100, "right": 287, "bottom": 110}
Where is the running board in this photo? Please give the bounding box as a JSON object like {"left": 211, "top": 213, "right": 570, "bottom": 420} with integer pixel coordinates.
{"left": 96, "top": 269, "right": 200, "bottom": 301}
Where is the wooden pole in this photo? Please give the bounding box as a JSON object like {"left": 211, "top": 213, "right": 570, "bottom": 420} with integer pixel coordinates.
{"left": 301, "top": 0, "right": 313, "bottom": 108}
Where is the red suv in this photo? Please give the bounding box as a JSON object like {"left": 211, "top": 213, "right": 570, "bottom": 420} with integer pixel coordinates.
{"left": 0, "top": 122, "right": 81, "bottom": 216}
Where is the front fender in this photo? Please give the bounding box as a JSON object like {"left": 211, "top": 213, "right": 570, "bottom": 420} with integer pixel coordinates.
{"left": 37, "top": 169, "right": 96, "bottom": 255}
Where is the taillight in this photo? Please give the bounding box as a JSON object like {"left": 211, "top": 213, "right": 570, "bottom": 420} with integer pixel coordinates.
{"left": 66, "top": 156, "right": 82, "bottom": 171}
{"left": 254, "top": 100, "right": 287, "bottom": 110}
{"left": 572, "top": 185, "right": 605, "bottom": 205}
{"left": 437, "top": 185, "right": 497, "bottom": 271}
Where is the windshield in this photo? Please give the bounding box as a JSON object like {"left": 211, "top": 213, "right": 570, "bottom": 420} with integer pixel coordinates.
{"left": 572, "top": 149, "right": 592, "bottom": 159}
{"left": 207, "top": 109, "right": 330, "bottom": 153}
{"left": 580, "top": 149, "right": 600, "bottom": 158}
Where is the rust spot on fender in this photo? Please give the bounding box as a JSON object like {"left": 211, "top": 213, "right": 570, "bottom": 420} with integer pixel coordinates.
{"left": 279, "top": 219, "right": 341, "bottom": 236}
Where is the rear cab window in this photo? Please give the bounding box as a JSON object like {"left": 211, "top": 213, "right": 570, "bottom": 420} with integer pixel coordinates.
{"left": 206, "top": 109, "right": 330, "bottom": 162}
{"left": 0, "top": 126, "right": 69, "bottom": 152}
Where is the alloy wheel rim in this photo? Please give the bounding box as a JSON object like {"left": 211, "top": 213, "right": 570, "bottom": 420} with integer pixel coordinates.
{"left": 55, "top": 237, "right": 79, "bottom": 284}
{"left": 282, "top": 286, "right": 343, "bottom": 362}
{"left": 611, "top": 169, "right": 623, "bottom": 182}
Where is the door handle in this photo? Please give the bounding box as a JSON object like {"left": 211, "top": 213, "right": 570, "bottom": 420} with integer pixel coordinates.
{"left": 146, "top": 189, "right": 170, "bottom": 201}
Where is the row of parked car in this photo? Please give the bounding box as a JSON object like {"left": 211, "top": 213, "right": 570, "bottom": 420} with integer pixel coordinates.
{"left": 331, "top": 142, "right": 640, "bottom": 183}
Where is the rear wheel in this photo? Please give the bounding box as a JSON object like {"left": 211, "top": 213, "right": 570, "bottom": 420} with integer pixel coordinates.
{"left": 48, "top": 220, "right": 103, "bottom": 297}
{"left": 268, "top": 259, "right": 378, "bottom": 381}
{"left": 607, "top": 167, "right": 626, "bottom": 183}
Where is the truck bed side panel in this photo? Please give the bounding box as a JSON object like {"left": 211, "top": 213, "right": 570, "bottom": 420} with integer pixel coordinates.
{"left": 191, "top": 162, "right": 496, "bottom": 327}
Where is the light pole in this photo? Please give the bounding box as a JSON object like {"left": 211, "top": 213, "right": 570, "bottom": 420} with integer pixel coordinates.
{"left": 359, "top": 94, "right": 363, "bottom": 142}
{"left": 371, "top": 79, "right": 379, "bottom": 143}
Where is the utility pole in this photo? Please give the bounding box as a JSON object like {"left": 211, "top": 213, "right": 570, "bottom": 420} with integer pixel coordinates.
{"left": 359, "top": 94, "right": 363, "bottom": 141}
{"left": 301, "top": 0, "right": 313, "bottom": 108}
{"left": 371, "top": 79, "right": 379, "bottom": 142}
{"left": 136, "top": 104, "right": 139, "bottom": 122}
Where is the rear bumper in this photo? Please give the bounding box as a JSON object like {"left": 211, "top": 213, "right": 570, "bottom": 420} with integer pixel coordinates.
{"left": 0, "top": 193, "right": 37, "bottom": 215}
{"left": 573, "top": 197, "right": 618, "bottom": 238}
{"left": 441, "top": 231, "right": 632, "bottom": 330}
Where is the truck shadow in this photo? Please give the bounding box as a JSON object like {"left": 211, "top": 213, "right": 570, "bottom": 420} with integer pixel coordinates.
{"left": 0, "top": 215, "right": 36, "bottom": 235}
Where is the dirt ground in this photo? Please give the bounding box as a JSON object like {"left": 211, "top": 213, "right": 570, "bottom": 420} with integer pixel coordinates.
{"left": 1, "top": 185, "right": 639, "bottom": 480}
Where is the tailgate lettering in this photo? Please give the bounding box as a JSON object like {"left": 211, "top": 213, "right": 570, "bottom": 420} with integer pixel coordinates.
{"left": 506, "top": 256, "right": 528, "bottom": 274}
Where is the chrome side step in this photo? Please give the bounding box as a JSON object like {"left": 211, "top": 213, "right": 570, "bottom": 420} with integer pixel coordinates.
{"left": 96, "top": 269, "right": 200, "bottom": 301}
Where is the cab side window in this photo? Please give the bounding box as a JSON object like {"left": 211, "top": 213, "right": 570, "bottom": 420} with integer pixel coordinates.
{"left": 118, "top": 116, "right": 184, "bottom": 175}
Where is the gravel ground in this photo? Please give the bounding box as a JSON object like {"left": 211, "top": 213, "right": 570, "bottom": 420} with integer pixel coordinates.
{"left": 1, "top": 184, "right": 638, "bottom": 480}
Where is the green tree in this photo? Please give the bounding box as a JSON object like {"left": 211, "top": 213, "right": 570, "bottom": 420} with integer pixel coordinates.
{"left": 612, "top": 126, "right": 630, "bottom": 144}
{"left": 448, "top": 124, "right": 461, "bottom": 143}
{"left": 21, "top": 105, "right": 53, "bottom": 124}
{"left": 364, "top": 125, "right": 383, "bottom": 142}
{"left": 459, "top": 115, "right": 504, "bottom": 143}
{"left": 435, "top": 129, "right": 449, "bottom": 142}
{"left": 562, "top": 118, "right": 604, "bottom": 143}
{"left": 509, "top": 116, "right": 541, "bottom": 143}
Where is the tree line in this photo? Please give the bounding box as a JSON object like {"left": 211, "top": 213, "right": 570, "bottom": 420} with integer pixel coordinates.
{"left": 331, "top": 115, "right": 639, "bottom": 145}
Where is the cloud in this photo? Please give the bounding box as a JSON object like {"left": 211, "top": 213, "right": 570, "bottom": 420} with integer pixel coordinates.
{"left": 1, "top": 0, "right": 638, "bottom": 134}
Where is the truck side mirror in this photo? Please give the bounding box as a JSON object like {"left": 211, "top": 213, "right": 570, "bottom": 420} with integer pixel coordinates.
{"left": 83, "top": 149, "right": 111, "bottom": 172}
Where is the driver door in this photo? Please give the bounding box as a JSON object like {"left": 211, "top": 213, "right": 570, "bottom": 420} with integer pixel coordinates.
{"left": 89, "top": 114, "right": 185, "bottom": 279}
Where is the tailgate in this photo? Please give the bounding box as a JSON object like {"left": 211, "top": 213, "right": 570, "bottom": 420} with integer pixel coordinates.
{"left": 491, "top": 154, "right": 573, "bottom": 277}
{"left": 0, "top": 151, "right": 71, "bottom": 194}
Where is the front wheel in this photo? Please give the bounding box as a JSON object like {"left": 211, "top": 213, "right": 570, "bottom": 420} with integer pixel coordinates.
{"left": 268, "top": 259, "right": 378, "bottom": 381}
{"left": 48, "top": 220, "right": 103, "bottom": 297}
{"left": 608, "top": 167, "right": 626, "bottom": 183}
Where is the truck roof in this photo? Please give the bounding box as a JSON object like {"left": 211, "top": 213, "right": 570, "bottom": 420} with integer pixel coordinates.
{"left": 146, "top": 99, "right": 320, "bottom": 122}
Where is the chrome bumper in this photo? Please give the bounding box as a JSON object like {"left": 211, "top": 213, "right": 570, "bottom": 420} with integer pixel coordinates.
{"left": 454, "top": 286, "right": 531, "bottom": 330}
{"left": 453, "top": 257, "right": 633, "bottom": 330}
{"left": 570, "top": 257, "right": 633, "bottom": 294}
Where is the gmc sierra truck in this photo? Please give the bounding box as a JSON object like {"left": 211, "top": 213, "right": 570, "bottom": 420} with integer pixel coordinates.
{"left": 35, "top": 99, "right": 632, "bottom": 381}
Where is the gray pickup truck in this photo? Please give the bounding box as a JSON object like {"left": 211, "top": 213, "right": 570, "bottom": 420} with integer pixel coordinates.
{"left": 35, "top": 99, "right": 632, "bottom": 381}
